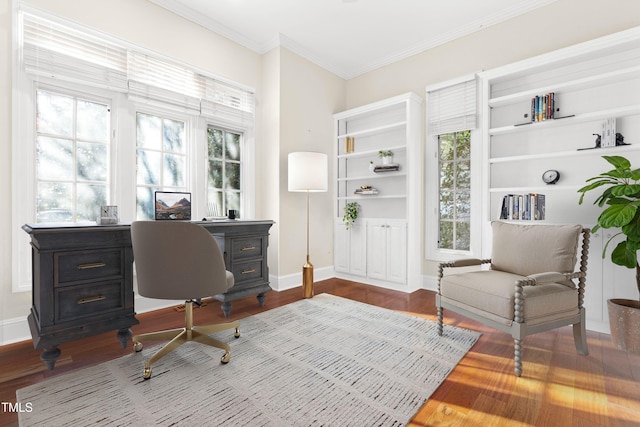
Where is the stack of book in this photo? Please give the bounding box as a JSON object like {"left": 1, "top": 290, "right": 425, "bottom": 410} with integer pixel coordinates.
{"left": 499, "top": 193, "right": 545, "bottom": 220}
{"left": 373, "top": 163, "right": 400, "bottom": 173}
{"left": 531, "top": 92, "right": 555, "bottom": 122}
{"left": 601, "top": 118, "right": 617, "bottom": 147}
{"left": 354, "top": 186, "right": 378, "bottom": 195}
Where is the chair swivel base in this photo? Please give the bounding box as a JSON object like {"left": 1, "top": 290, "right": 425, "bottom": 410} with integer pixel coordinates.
{"left": 132, "top": 300, "right": 240, "bottom": 379}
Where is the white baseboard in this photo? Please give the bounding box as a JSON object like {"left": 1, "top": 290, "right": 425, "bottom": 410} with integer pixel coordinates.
{"left": 270, "top": 266, "right": 335, "bottom": 292}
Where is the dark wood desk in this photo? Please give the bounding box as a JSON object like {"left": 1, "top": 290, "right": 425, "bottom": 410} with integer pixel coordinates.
{"left": 23, "top": 219, "right": 273, "bottom": 369}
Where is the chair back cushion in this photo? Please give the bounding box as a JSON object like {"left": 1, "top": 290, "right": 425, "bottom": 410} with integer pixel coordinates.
{"left": 131, "top": 221, "right": 233, "bottom": 300}
{"left": 491, "top": 221, "right": 582, "bottom": 276}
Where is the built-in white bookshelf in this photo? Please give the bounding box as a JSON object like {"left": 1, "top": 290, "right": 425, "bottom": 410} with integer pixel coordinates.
{"left": 333, "top": 92, "right": 422, "bottom": 292}
{"left": 479, "top": 26, "right": 640, "bottom": 333}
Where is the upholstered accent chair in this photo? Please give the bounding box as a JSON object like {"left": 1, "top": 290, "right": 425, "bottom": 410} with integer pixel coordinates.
{"left": 436, "top": 221, "right": 590, "bottom": 377}
{"left": 131, "top": 221, "right": 240, "bottom": 379}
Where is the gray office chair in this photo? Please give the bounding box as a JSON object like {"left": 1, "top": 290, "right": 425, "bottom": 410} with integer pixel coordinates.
{"left": 436, "top": 221, "right": 590, "bottom": 377}
{"left": 131, "top": 221, "right": 240, "bottom": 379}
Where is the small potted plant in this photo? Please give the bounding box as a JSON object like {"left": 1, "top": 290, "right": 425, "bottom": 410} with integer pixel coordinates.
{"left": 578, "top": 155, "right": 640, "bottom": 354}
{"left": 343, "top": 202, "right": 360, "bottom": 230}
{"left": 378, "top": 150, "right": 394, "bottom": 165}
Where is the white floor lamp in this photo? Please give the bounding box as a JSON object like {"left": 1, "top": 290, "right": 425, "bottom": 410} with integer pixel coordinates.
{"left": 288, "top": 152, "right": 328, "bottom": 298}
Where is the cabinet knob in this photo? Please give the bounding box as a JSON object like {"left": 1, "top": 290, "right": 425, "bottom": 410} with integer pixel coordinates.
{"left": 241, "top": 269, "right": 256, "bottom": 275}
{"left": 241, "top": 246, "right": 256, "bottom": 251}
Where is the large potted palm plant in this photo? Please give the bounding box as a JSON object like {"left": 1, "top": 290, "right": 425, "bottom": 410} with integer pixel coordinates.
{"left": 578, "top": 155, "right": 640, "bottom": 354}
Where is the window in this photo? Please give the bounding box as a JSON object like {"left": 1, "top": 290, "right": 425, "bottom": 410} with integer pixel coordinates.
{"left": 35, "top": 89, "right": 111, "bottom": 223}
{"left": 438, "top": 130, "right": 471, "bottom": 251}
{"left": 207, "top": 127, "right": 242, "bottom": 217}
{"left": 425, "top": 74, "right": 479, "bottom": 260}
{"left": 12, "top": 9, "right": 255, "bottom": 292}
{"left": 136, "top": 112, "right": 187, "bottom": 219}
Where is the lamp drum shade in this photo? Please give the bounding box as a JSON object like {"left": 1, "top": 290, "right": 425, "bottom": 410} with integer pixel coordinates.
{"left": 288, "top": 152, "right": 328, "bottom": 192}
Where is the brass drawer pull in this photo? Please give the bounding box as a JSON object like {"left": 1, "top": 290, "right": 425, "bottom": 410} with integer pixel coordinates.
{"left": 241, "top": 246, "right": 256, "bottom": 251}
{"left": 241, "top": 269, "right": 256, "bottom": 275}
{"left": 77, "top": 295, "right": 106, "bottom": 304}
{"left": 76, "top": 262, "right": 107, "bottom": 270}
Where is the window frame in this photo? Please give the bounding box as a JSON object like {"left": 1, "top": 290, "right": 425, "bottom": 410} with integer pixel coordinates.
{"left": 425, "top": 74, "right": 482, "bottom": 262}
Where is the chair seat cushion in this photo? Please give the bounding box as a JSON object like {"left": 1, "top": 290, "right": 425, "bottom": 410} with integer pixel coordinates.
{"left": 440, "top": 270, "right": 579, "bottom": 326}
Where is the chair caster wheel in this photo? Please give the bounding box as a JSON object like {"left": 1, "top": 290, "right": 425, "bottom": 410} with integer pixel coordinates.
{"left": 133, "top": 341, "right": 143, "bottom": 352}
{"left": 221, "top": 352, "right": 231, "bottom": 364}
{"left": 234, "top": 328, "right": 240, "bottom": 338}
{"left": 143, "top": 366, "right": 151, "bottom": 379}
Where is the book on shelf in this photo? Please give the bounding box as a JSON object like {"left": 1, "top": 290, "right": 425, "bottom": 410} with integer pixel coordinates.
{"left": 601, "top": 118, "right": 616, "bottom": 147}
{"left": 354, "top": 188, "right": 379, "bottom": 195}
{"left": 373, "top": 164, "right": 400, "bottom": 173}
{"left": 530, "top": 92, "right": 555, "bottom": 122}
{"left": 499, "top": 193, "right": 545, "bottom": 220}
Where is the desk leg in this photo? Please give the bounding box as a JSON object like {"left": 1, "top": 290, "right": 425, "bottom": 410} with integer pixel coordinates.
{"left": 116, "top": 328, "right": 133, "bottom": 348}
{"left": 41, "top": 346, "right": 61, "bottom": 370}
{"left": 257, "top": 293, "right": 266, "bottom": 307}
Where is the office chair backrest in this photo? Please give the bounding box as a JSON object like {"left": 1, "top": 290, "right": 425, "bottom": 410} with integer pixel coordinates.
{"left": 131, "top": 221, "right": 229, "bottom": 300}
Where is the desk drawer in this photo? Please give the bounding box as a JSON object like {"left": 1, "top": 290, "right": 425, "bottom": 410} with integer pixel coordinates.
{"left": 231, "top": 260, "right": 263, "bottom": 285}
{"left": 56, "top": 281, "right": 124, "bottom": 323}
{"left": 56, "top": 249, "right": 124, "bottom": 286}
{"left": 230, "top": 237, "right": 263, "bottom": 261}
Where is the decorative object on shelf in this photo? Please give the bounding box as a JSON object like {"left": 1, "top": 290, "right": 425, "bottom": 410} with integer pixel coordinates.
{"left": 578, "top": 155, "right": 640, "bottom": 355}
{"left": 345, "top": 136, "right": 355, "bottom": 153}
{"left": 354, "top": 185, "right": 378, "bottom": 195}
{"left": 499, "top": 193, "right": 545, "bottom": 220}
{"left": 378, "top": 150, "right": 394, "bottom": 164}
{"left": 373, "top": 164, "right": 400, "bottom": 173}
{"left": 579, "top": 132, "right": 630, "bottom": 151}
{"left": 542, "top": 169, "right": 560, "bottom": 185}
{"left": 369, "top": 161, "right": 375, "bottom": 172}
{"left": 343, "top": 202, "right": 360, "bottom": 230}
{"left": 97, "top": 205, "right": 118, "bottom": 225}
{"left": 288, "top": 152, "right": 328, "bottom": 299}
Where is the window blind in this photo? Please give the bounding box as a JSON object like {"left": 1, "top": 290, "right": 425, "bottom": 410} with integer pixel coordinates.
{"left": 427, "top": 77, "right": 477, "bottom": 135}
{"left": 127, "top": 51, "right": 202, "bottom": 113}
{"left": 20, "top": 11, "right": 254, "bottom": 118}
{"left": 22, "top": 12, "right": 128, "bottom": 92}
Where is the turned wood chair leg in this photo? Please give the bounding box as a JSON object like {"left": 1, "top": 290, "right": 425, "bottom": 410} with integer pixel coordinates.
{"left": 573, "top": 321, "right": 589, "bottom": 355}
{"left": 514, "top": 338, "right": 523, "bottom": 377}
{"left": 437, "top": 307, "right": 444, "bottom": 336}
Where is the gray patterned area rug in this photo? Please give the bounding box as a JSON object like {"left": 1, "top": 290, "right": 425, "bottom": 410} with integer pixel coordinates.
{"left": 17, "top": 294, "right": 480, "bottom": 426}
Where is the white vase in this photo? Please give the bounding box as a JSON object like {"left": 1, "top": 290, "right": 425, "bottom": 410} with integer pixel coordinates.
{"left": 382, "top": 156, "right": 393, "bottom": 165}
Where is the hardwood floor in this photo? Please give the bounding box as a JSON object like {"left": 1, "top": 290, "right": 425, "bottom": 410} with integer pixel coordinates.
{"left": 1, "top": 278, "right": 639, "bottom": 426}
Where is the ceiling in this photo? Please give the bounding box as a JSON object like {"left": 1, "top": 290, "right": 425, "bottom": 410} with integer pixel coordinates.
{"left": 149, "top": 0, "right": 557, "bottom": 79}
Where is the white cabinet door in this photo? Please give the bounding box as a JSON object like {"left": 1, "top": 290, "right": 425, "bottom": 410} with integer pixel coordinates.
{"left": 366, "top": 220, "right": 388, "bottom": 280}
{"left": 385, "top": 220, "right": 407, "bottom": 283}
{"left": 334, "top": 221, "right": 366, "bottom": 277}
{"left": 334, "top": 222, "right": 350, "bottom": 273}
{"left": 366, "top": 220, "right": 407, "bottom": 283}
{"left": 349, "top": 223, "right": 367, "bottom": 277}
